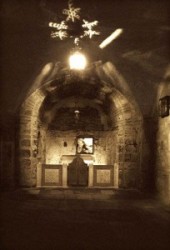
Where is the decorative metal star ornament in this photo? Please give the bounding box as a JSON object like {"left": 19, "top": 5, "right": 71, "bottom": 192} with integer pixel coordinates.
{"left": 49, "top": 1, "right": 100, "bottom": 42}
{"left": 82, "top": 20, "right": 98, "bottom": 30}
{"left": 84, "top": 29, "right": 100, "bottom": 39}
{"left": 63, "top": 3, "right": 81, "bottom": 22}
{"left": 49, "top": 21, "right": 68, "bottom": 30}
{"left": 51, "top": 30, "right": 68, "bottom": 40}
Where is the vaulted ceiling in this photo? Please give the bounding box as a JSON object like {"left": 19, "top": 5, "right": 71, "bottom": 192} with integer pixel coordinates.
{"left": 0, "top": 0, "right": 169, "bottom": 127}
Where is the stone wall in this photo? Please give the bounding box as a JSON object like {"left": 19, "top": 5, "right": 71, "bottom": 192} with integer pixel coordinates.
{"left": 117, "top": 122, "right": 142, "bottom": 188}
{"left": 19, "top": 89, "right": 46, "bottom": 187}
{"left": 156, "top": 116, "right": 170, "bottom": 204}
{"left": 45, "top": 130, "right": 117, "bottom": 166}
{"left": 139, "top": 117, "right": 159, "bottom": 192}
{"left": 155, "top": 66, "right": 170, "bottom": 204}
{"left": 108, "top": 90, "right": 143, "bottom": 188}
{"left": 44, "top": 124, "right": 142, "bottom": 189}
{"left": 0, "top": 125, "right": 15, "bottom": 188}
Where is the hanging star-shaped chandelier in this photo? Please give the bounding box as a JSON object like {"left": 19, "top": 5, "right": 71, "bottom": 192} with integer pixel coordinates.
{"left": 49, "top": 0, "right": 100, "bottom": 44}
{"left": 63, "top": 3, "right": 81, "bottom": 22}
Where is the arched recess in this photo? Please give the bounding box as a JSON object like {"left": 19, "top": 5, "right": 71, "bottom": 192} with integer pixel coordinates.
{"left": 18, "top": 61, "right": 143, "bottom": 188}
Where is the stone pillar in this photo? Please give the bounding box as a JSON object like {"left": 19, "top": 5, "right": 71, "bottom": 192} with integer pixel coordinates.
{"left": 36, "top": 162, "right": 42, "bottom": 187}
{"left": 19, "top": 89, "right": 46, "bottom": 187}
{"left": 88, "top": 164, "right": 93, "bottom": 187}
{"left": 62, "top": 164, "right": 68, "bottom": 187}
{"left": 168, "top": 173, "right": 170, "bottom": 204}
{"left": 114, "top": 163, "right": 119, "bottom": 188}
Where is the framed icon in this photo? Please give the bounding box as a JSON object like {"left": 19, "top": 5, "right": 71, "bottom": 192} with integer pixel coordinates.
{"left": 76, "top": 136, "right": 94, "bottom": 154}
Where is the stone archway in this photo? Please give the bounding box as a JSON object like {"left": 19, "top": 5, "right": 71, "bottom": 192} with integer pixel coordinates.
{"left": 18, "top": 61, "right": 143, "bottom": 188}
{"left": 19, "top": 89, "right": 46, "bottom": 186}
{"left": 108, "top": 88, "right": 143, "bottom": 188}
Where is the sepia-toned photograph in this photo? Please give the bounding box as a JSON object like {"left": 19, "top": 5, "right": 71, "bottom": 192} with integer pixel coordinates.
{"left": 1, "top": 0, "right": 170, "bottom": 249}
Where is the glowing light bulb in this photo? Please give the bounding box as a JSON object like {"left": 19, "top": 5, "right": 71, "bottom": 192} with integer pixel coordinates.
{"left": 69, "top": 51, "right": 87, "bottom": 70}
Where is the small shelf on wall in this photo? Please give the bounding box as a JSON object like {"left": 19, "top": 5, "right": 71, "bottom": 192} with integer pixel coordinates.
{"left": 159, "top": 96, "right": 170, "bottom": 118}
{"left": 61, "top": 155, "right": 94, "bottom": 164}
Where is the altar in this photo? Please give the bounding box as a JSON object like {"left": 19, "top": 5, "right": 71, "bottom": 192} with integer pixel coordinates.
{"left": 37, "top": 155, "right": 117, "bottom": 188}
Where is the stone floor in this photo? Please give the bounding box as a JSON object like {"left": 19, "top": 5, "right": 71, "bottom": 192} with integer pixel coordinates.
{"left": 1, "top": 188, "right": 170, "bottom": 250}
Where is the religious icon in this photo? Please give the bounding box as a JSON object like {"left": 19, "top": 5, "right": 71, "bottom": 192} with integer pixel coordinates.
{"left": 76, "top": 137, "right": 93, "bottom": 154}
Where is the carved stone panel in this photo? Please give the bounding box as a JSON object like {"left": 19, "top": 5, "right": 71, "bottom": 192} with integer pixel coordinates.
{"left": 94, "top": 165, "right": 114, "bottom": 186}
{"left": 97, "top": 170, "right": 111, "bottom": 183}
{"left": 45, "top": 169, "right": 59, "bottom": 183}
{"left": 42, "top": 165, "right": 62, "bottom": 186}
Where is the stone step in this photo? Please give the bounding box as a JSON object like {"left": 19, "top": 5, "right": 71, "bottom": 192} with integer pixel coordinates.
{"left": 1, "top": 188, "right": 154, "bottom": 201}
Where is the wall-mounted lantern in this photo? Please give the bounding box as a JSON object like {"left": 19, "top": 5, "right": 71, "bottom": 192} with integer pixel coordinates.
{"left": 159, "top": 96, "right": 170, "bottom": 118}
